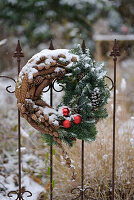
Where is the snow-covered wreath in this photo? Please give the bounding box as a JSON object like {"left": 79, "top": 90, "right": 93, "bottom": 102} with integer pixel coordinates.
{"left": 15, "top": 44, "right": 110, "bottom": 178}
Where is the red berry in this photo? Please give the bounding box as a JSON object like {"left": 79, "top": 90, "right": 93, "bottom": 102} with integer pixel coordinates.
{"left": 62, "top": 107, "right": 70, "bottom": 116}
{"left": 63, "top": 120, "right": 71, "bottom": 128}
{"left": 74, "top": 115, "right": 82, "bottom": 124}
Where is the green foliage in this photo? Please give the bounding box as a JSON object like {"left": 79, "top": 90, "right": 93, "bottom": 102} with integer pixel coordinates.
{"left": 47, "top": 167, "right": 50, "bottom": 175}
{"left": 42, "top": 45, "right": 110, "bottom": 146}
{"left": 56, "top": 45, "right": 110, "bottom": 145}
{"left": 111, "top": 0, "right": 134, "bottom": 33}
{"left": 0, "top": 0, "right": 133, "bottom": 48}
{"left": 41, "top": 133, "right": 58, "bottom": 146}
{"left": 52, "top": 180, "right": 55, "bottom": 189}
{"left": 0, "top": 0, "right": 112, "bottom": 46}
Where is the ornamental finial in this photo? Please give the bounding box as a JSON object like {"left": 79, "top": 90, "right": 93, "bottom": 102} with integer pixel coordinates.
{"left": 49, "top": 39, "right": 54, "bottom": 50}
{"left": 81, "top": 40, "right": 86, "bottom": 53}
{"left": 110, "top": 39, "right": 120, "bottom": 58}
{"left": 13, "top": 40, "right": 24, "bottom": 58}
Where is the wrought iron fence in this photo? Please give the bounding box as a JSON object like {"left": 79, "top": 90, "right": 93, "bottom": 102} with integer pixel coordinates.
{"left": 0, "top": 39, "right": 120, "bottom": 200}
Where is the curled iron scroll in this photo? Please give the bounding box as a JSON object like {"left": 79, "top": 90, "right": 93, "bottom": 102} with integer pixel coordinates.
{"left": 84, "top": 187, "right": 96, "bottom": 199}
{"left": 0, "top": 75, "right": 16, "bottom": 93}
{"left": 71, "top": 186, "right": 96, "bottom": 200}
{"left": 105, "top": 75, "right": 114, "bottom": 91}
{"left": 52, "top": 78, "right": 64, "bottom": 92}
{"left": 71, "top": 187, "right": 81, "bottom": 199}
{"left": 43, "top": 78, "right": 64, "bottom": 93}
{"left": 8, "top": 190, "right": 32, "bottom": 200}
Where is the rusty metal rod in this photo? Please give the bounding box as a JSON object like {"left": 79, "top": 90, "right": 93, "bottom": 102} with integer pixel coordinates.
{"left": 49, "top": 40, "right": 54, "bottom": 200}
{"left": 18, "top": 110, "right": 21, "bottom": 200}
{"left": 18, "top": 58, "right": 21, "bottom": 200}
{"left": 81, "top": 140, "right": 84, "bottom": 200}
{"left": 112, "top": 56, "right": 116, "bottom": 200}
{"left": 110, "top": 39, "right": 120, "bottom": 200}
{"left": 81, "top": 40, "right": 86, "bottom": 200}
{"left": 50, "top": 84, "right": 53, "bottom": 200}
{"left": 14, "top": 40, "right": 24, "bottom": 200}
{"left": 18, "top": 56, "right": 21, "bottom": 200}
{"left": 6, "top": 40, "right": 31, "bottom": 199}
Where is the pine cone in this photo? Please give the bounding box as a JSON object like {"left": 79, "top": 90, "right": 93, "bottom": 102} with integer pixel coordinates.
{"left": 26, "top": 92, "right": 31, "bottom": 99}
{"left": 90, "top": 88, "right": 100, "bottom": 109}
{"left": 50, "top": 61, "right": 56, "bottom": 66}
{"left": 57, "top": 71, "right": 66, "bottom": 80}
{"left": 40, "top": 56, "right": 46, "bottom": 61}
{"left": 29, "top": 86, "right": 35, "bottom": 98}
{"left": 15, "top": 85, "right": 21, "bottom": 102}
{"left": 58, "top": 54, "right": 66, "bottom": 58}
{"left": 35, "top": 79, "right": 51, "bottom": 97}
{"left": 36, "top": 58, "right": 45, "bottom": 65}
{"left": 28, "top": 78, "right": 34, "bottom": 84}
{"left": 21, "top": 105, "right": 26, "bottom": 114}
{"left": 35, "top": 112, "right": 40, "bottom": 118}
{"left": 44, "top": 114, "right": 49, "bottom": 121}
{"left": 17, "top": 103, "right": 22, "bottom": 109}
{"left": 31, "top": 114, "right": 38, "bottom": 121}
{"left": 53, "top": 132, "right": 59, "bottom": 137}
{"left": 33, "top": 67, "right": 56, "bottom": 77}
{"left": 24, "top": 101, "right": 34, "bottom": 114}
{"left": 35, "top": 99, "right": 50, "bottom": 107}
{"left": 45, "top": 65, "right": 50, "bottom": 70}
{"left": 71, "top": 56, "right": 77, "bottom": 62}
{"left": 41, "top": 118, "right": 45, "bottom": 123}
{"left": 21, "top": 73, "right": 28, "bottom": 103}
{"left": 38, "top": 65, "right": 45, "bottom": 71}
{"left": 45, "top": 121, "right": 49, "bottom": 127}
{"left": 34, "top": 76, "right": 44, "bottom": 86}
{"left": 78, "top": 72, "right": 85, "bottom": 80}
{"left": 52, "top": 56, "right": 58, "bottom": 60}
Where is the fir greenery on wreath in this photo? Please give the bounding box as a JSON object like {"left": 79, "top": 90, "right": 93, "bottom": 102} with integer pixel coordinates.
{"left": 42, "top": 44, "right": 110, "bottom": 146}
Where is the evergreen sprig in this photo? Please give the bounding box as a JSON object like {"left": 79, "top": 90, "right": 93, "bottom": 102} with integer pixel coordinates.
{"left": 42, "top": 45, "right": 110, "bottom": 146}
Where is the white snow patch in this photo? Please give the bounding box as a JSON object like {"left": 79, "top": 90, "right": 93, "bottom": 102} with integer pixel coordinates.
{"left": 18, "top": 48, "right": 79, "bottom": 86}
{"left": 0, "top": 39, "right": 7, "bottom": 46}
{"left": 54, "top": 67, "right": 65, "bottom": 72}
{"left": 21, "top": 127, "right": 29, "bottom": 138}
{"left": 16, "top": 147, "right": 26, "bottom": 152}
{"left": 121, "top": 78, "right": 126, "bottom": 91}
{"left": 103, "top": 154, "right": 108, "bottom": 161}
{"left": 117, "top": 105, "right": 122, "bottom": 113}
{"left": 130, "top": 138, "right": 134, "bottom": 148}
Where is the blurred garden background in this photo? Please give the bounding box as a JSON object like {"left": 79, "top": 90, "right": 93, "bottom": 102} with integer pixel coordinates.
{"left": 0, "top": 0, "right": 134, "bottom": 199}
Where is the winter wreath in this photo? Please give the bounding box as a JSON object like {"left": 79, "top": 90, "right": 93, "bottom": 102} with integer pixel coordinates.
{"left": 15, "top": 44, "right": 110, "bottom": 179}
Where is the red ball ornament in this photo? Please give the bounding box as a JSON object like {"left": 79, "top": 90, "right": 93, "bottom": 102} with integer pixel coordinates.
{"left": 63, "top": 120, "right": 71, "bottom": 128}
{"left": 62, "top": 107, "right": 70, "bottom": 116}
{"left": 74, "top": 115, "right": 82, "bottom": 124}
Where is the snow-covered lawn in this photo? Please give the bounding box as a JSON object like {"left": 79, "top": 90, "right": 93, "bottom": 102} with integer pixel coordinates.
{"left": 0, "top": 67, "right": 134, "bottom": 199}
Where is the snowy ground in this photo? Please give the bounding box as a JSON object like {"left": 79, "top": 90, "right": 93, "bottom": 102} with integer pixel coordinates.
{"left": 0, "top": 71, "right": 65, "bottom": 199}
{"left": 0, "top": 63, "right": 134, "bottom": 199}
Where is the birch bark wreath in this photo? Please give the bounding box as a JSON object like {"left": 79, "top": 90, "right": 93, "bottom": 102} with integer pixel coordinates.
{"left": 15, "top": 45, "right": 110, "bottom": 179}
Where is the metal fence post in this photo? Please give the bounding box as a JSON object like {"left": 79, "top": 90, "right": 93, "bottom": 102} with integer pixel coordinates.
{"left": 7, "top": 40, "right": 32, "bottom": 199}
{"left": 110, "top": 39, "right": 120, "bottom": 200}
{"left": 43, "top": 40, "right": 64, "bottom": 199}
{"left": 71, "top": 40, "right": 95, "bottom": 200}
{"left": 49, "top": 40, "right": 54, "bottom": 200}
